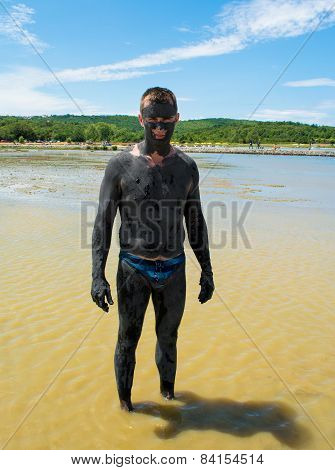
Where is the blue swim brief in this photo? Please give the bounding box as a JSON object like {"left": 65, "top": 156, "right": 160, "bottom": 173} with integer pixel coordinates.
{"left": 119, "top": 250, "right": 185, "bottom": 285}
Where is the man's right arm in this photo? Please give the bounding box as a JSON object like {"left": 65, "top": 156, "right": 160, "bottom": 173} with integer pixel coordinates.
{"left": 91, "top": 156, "right": 120, "bottom": 312}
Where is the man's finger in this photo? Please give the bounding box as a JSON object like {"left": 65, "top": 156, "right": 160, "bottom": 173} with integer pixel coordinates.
{"left": 92, "top": 289, "right": 103, "bottom": 304}
{"left": 100, "top": 301, "right": 109, "bottom": 313}
{"left": 199, "top": 281, "right": 215, "bottom": 303}
{"left": 205, "top": 291, "right": 213, "bottom": 302}
{"left": 97, "top": 295, "right": 109, "bottom": 313}
{"left": 92, "top": 294, "right": 101, "bottom": 306}
{"left": 198, "top": 286, "right": 206, "bottom": 303}
{"left": 200, "top": 290, "right": 214, "bottom": 303}
{"left": 106, "top": 287, "right": 114, "bottom": 305}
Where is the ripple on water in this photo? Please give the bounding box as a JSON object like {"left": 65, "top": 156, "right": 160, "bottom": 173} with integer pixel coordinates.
{"left": 1, "top": 156, "right": 335, "bottom": 449}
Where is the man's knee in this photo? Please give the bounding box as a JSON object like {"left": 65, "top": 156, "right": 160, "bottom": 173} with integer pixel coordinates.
{"left": 156, "top": 329, "right": 178, "bottom": 348}
{"left": 117, "top": 328, "right": 142, "bottom": 353}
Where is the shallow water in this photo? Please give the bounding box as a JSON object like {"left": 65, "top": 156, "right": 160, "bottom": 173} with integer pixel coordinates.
{"left": 1, "top": 151, "right": 335, "bottom": 449}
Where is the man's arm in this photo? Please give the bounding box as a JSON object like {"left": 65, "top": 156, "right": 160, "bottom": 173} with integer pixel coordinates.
{"left": 184, "top": 162, "right": 214, "bottom": 303}
{"left": 91, "top": 156, "right": 120, "bottom": 312}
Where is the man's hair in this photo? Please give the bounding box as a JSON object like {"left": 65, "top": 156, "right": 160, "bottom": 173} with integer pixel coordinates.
{"left": 140, "top": 87, "right": 178, "bottom": 114}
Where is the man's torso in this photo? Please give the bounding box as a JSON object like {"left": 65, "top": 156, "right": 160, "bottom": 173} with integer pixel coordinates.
{"left": 113, "top": 142, "right": 196, "bottom": 259}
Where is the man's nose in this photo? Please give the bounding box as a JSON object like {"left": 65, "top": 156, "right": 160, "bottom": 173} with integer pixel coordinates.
{"left": 154, "top": 122, "right": 165, "bottom": 130}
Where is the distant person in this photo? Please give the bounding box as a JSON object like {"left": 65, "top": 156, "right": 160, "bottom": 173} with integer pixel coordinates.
{"left": 249, "top": 139, "right": 253, "bottom": 149}
{"left": 91, "top": 87, "right": 214, "bottom": 412}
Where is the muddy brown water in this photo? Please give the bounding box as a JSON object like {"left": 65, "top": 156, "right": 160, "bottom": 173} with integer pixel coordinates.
{"left": 1, "top": 151, "right": 334, "bottom": 449}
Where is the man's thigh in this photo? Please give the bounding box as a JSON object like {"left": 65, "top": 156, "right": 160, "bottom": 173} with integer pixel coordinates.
{"left": 116, "top": 259, "right": 151, "bottom": 333}
{"left": 152, "top": 263, "right": 186, "bottom": 335}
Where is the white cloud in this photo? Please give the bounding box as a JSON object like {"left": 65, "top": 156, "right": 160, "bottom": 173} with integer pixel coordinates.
{"left": 48, "top": 0, "right": 335, "bottom": 82}
{"left": 284, "top": 78, "right": 335, "bottom": 87}
{"left": 0, "top": 66, "right": 180, "bottom": 115}
{"left": 318, "top": 100, "right": 335, "bottom": 109}
{"left": 253, "top": 107, "right": 327, "bottom": 124}
{"left": 176, "top": 26, "right": 193, "bottom": 33}
{"left": 55, "top": 35, "right": 245, "bottom": 81}
{"left": 57, "top": 66, "right": 180, "bottom": 83}
{"left": 0, "top": 67, "right": 103, "bottom": 115}
{"left": 215, "top": 0, "right": 334, "bottom": 40}
{"left": 0, "top": 3, "right": 48, "bottom": 51}
{"left": 2, "top": 0, "right": 335, "bottom": 114}
{"left": 0, "top": 86, "right": 102, "bottom": 116}
{"left": 0, "top": 87, "right": 97, "bottom": 115}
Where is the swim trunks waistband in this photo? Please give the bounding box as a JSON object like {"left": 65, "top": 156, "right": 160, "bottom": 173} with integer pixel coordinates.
{"left": 119, "top": 250, "right": 185, "bottom": 285}
{"left": 119, "top": 250, "right": 185, "bottom": 265}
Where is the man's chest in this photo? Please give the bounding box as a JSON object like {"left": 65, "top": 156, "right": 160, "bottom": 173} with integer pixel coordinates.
{"left": 120, "top": 161, "right": 191, "bottom": 202}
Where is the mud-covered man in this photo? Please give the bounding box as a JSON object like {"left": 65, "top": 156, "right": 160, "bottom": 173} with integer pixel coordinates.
{"left": 91, "top": 87, "right": 214, "bottom": 412}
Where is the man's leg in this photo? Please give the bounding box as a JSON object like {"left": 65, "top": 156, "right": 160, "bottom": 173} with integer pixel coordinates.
{"left": 151, "top": 263, "right": 186, "bottom": 399}
{"left": 115, "top": 259, "right": 151, "bottom": 411}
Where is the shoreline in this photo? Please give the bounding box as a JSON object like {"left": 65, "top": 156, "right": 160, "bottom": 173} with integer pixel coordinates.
{"left": 0, "top": 142, "right": 335, "bottom": 157}
{"left": 179, "top": 145, "right": 335, "bottom": 157}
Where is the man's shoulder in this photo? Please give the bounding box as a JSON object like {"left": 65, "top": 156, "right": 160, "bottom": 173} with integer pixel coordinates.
{"left": 105, "top": 148, "right": 135, "bottom": 169}
{"left": 173, "top": 146, "right": 198, "bottom": 168}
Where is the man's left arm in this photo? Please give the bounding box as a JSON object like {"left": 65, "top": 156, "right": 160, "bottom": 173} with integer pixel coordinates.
{"left": 184, "top": 162, "right": 215, "bottom": 303}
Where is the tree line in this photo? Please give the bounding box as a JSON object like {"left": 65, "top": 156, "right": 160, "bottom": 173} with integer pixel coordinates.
{"left": 0, "top": 115, "right": 334, "bottom": 145}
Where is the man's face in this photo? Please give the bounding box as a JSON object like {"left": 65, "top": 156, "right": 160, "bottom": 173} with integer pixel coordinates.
{"left": 139, "top": 99, "right": 179, "bottom": 143}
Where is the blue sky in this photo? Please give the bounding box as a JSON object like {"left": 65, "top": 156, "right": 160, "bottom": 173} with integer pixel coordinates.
{"left": 1, "top": 0, "right": 335, "bottom": 124}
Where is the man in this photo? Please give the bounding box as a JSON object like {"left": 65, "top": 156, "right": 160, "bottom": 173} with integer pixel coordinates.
{"left": 91, "top": 87, "right": 214, "bottom": 412}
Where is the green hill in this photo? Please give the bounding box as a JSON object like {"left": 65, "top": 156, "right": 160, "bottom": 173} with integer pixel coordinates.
{"left": 0, "top": 115, "right": 334, "bottom": 145}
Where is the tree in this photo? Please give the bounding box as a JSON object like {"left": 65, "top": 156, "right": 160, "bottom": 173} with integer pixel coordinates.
{"left": 0, "top": 115, "right": 335, "bottom": 145}
{"left": 95, "top": 122, "right": 111, "bottom": 142}
{"left": 71, "top": 127, "right": 85, "bottom": 142}
{"left": 85, "top": 124, "right": 99, "bottom": 142}
{"left": 6, "top": 121, "right": 36, "bottom": 141}
{"left": 108, "top": 124, "right": 118, "bottom": 141}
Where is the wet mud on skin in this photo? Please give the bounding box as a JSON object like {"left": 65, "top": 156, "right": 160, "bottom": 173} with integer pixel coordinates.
{"left": 91, "top": 97, "right": 214, "bottom": 410}
{"left": 140, "top": 102, "right": 178, "bottom": 158}
{"left": 91, "top": 141, "right": 213, "bottom": 263}
{"left": 114, "top": 259, "right": 186, "bottom": 405}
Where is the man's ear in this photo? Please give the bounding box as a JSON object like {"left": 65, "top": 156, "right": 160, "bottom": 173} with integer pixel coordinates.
{"left": 175, "top": 112, "right": 180, "bottom": 123}
{"left": 138, "top": 113, "right": 144, "bottom": 128}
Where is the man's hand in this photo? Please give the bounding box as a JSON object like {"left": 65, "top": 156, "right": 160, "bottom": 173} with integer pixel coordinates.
{"left": 198, "top": 271, "right": 215, "bottom": 304}
{"left": 91, "top": 277, "right": 114, "bottom": 313}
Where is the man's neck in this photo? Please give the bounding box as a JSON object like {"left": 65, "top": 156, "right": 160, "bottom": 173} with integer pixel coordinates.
{"left": 139, "top": 140, "right": 172, "bottom": 158}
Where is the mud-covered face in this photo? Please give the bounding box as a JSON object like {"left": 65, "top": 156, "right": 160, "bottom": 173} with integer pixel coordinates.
{"left": 141, "top": 102, "right": 178, "bottom": 143}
